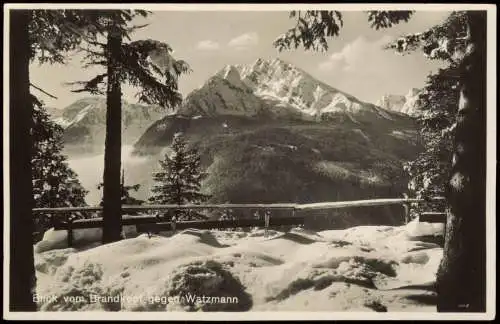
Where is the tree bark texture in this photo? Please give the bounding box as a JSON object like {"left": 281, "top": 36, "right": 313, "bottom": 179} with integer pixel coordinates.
{"left": 9, "top": 9, "right": 37, "bottom": 311}
{"left": 436, "top": 11, "right": 487, "bottom": 313}
{"left": 102, "top": 28, "right": 123, "bottom": 244}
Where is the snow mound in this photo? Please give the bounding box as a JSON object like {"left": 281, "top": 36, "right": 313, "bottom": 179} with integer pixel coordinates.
{"left": 34, "top": 228, "right": 103, "bottom": 253}
{"left": 405, "top": 218, "right": 445, "bottom": 238}
{"left": 35, "top": 222, "right": 444, "bottom": 312}
{"left": 268, "top": 231, "right": 323, "bottom": 245}
{"left": 35, "top": 248, "right": 77, "bottom": 275}
{"left": 247, "top": 228, "right": 281, "bottom": 238}
{"left": 171, "top": 229, "right": 228, "bottom": 248}
{"left": 165, "top": 260, "right": 253, "bottom": 311}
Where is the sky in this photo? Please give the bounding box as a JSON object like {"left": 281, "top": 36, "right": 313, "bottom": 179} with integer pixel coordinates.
{"left": 29, "top": 10, "right": 451, "bottom": 109}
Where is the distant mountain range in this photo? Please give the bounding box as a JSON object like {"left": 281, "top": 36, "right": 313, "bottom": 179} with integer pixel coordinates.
{"left": 376, "top": 88, "right": 422, "bottom": 116}
{"left": 50, "top": 58, "right": 423, "bottom": 228}
{"left": 46, "top": 97, "right": 167, "bottom": 154}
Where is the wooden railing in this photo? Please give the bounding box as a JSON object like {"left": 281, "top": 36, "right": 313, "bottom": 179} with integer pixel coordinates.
{"left": 32, "top": 198, "right": 445, "bottom": 214}
{"left": 32, "top": 197, "right": 447, "bottom": 246}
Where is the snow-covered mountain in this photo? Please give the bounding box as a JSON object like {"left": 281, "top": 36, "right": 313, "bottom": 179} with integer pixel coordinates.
{"left": 180, "top": 58, "right": 398, "bottom": 121}
{"left": 53, "top": 97, "right": 167, "bottom": 152}
{"left": 376, "top": 88, "right": 422, "bottom": 116}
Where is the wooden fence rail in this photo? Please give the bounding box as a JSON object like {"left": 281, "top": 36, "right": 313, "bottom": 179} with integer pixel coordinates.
{"left": 135, "top": 216, "right": 306, "bottom": 233}
{"left": 420, "top": 212, "right": 448, "bottom": 223}
{"left": 33, "top": 197, "right": 445, "bottom": 213}
{"left": 33, "top": 197, "right": 447, "bottom": 247}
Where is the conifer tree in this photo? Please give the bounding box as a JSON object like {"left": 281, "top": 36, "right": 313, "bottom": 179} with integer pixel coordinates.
{"left": 385, "top": 11, "right": 487, "bottom": 312}
{"left": 31, "top": 97, "right": 88, "bottom": 233}
{"left": 404, "top": 65, "right": 458, "bottom": 219}
{"left": 149, "top": 133, "right": 209, "bottom": 220}
{"left": 10, "top": 9, "right": 108, "bottom": 310}
{"left": 10, "top": 10, "right": 174, "bottom": 308}
{"left": 275, "top": 10, "right": 488, "bottom": 312}
{"left": 69, "top": 11, "right": 191, "bottom": 243}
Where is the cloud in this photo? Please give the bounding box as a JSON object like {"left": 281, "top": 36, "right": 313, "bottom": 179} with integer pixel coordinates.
{"left": 196, "top": 40, "right": 220, "bottom": 51}
{"left": 318, "top": 36, "right": 394, "bottom": 74}
{"left": 228, "top": 32, "right": 259, "bottom": 50}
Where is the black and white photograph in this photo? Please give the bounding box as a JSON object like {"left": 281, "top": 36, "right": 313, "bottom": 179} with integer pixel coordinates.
{"left": 3, "top": 3, "right": 496, "bottom": 321}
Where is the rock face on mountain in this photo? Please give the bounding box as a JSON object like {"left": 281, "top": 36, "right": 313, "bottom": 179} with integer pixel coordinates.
{"left": 127, "top": 58, "right": 422, "bottom": 229}
{"left": 376, "top": 88, "right": 422, "bottom": 116}
{"left": 180, "top": 58, "right": 400, "bottom": 122}
{"left": 54, "top": 97, "right": 167, "bottom": 154}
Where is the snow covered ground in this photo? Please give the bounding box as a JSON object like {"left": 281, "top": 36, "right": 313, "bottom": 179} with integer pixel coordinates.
{"left": 34, "top": 219, "right": 444, "bottom": 312}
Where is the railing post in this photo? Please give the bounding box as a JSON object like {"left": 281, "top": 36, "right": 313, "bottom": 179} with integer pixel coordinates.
{"left": 227, "top": 208, "right": 232, "bottom": 231}
{"left": 264, "top": 210, "right": 270, "bottom": 236}
{"left": 171, "top": 215, "right": 177, "bottom": 234}
{"left": 402, "top": 194, "right": 410, "bottom": 224}
{"left": 67, "top": 215, "right": 74, "bottom": 248}
{"left": 291, "top": 208, "right": 299, "bottom": 227}
{"left": 403, "top": 203, "right": 410, "bottom": 224}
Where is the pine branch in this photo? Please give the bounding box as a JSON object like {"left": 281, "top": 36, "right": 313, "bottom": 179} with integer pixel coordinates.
{"left": 127, "top": 23, "right": 149, "bottom": 32}
{"left": 60, "top": 19, "right": 104, "bottom": 45}
{"left": 66, "top": 73, "right": 108, "bottom": 94}
{"left": 118, "top": 39, "right": 190, "bottom": 107}
{"left": 30, "top": 83, "right": 58, "bottom": 99}
{"left": 366, "top": 11, "right": 414, "bottom": 30}
{"left": 273, "top": 10, "right": 343, "bottom": 52}
{"left": 78, "top": 46, "right": 105, "bottom": 57}
{"left": 126, "top": 66, "right": 182, "bottom": 107}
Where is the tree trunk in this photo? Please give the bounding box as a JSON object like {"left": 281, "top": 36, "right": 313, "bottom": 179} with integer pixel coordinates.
{"left": 102, "top": 29, "right": 123, "bottom": 244}
{"left": 9, "top": 9, "right": 37, "bottom": 311}
{"left": 436, "top": 11, "right": 487, "bottom": 312}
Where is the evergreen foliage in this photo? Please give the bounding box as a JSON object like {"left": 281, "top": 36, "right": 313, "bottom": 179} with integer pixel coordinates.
{"left": 10, "top": 8, "right": 115, "bottom": 311}
{"left": 67, "top": 10, "right": 191, "bottom": 243}
{"left": 273, "top": 10, "right": 413, "bottom": 52}
{"left": 31, "top": 97, "right": 89, "bottom": 234}
{"left": 274, "top": 9, "right": 487, "bottom": 312}
{"left": 149, "top": 133, "right": 210, "bottom": 220}
{"left": 404, "top": 65, "right": 459, "bottom": 218}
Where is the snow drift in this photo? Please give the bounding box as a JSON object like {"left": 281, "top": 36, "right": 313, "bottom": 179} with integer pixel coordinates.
{"left": 34, "top": 220, "right": 444, "bottom": 312}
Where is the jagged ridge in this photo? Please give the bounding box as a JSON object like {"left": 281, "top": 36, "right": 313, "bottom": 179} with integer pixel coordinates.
{"left": 179, "top": 58, "right": 403, "bottom": 122}
{"left": 52, "top": 97, "right": 168, "bottom": 152}
{"left": 376, "top": 88, "right": 422, "bottom": 116}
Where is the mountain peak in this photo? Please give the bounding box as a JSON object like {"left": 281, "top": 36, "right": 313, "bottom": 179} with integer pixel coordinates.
{"left": 220, "top": 65, "right": 242, "bottom": 83}
{"left": 180, "top": 59, "right": 400, "bottom": 120}
{"left": 53, "top": 97, "right": 167, "bottom": 150}
{"left": 376, "top": 88, "right": 422, "bottom": 116}
{"left": 406, "top": 88, "right": 421, "bottom": 98}
{"left": 254, "top": 57, "right": 265, "bottom": 65}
